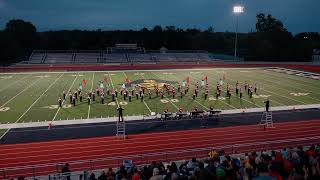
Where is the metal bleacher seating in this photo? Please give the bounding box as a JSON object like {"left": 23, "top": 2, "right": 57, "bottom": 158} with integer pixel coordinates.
{"left": 102, "top": 53, "right": 128, "bottom": 64}
{"left": 75, "top": 51, "right": 101, "bottom": 63}
{"left": 28, "top": 52, "right": 45, "bottom": 64}
{"left": 27, "top": 48, "right": 211, "bottom": 64}
{"left": 45, "top": 52, "right": 73, "bottom": 64}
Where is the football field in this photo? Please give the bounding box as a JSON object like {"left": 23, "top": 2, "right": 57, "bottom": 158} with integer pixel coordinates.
{"left": 0, "top": 67, "right": 320, "bottom": 124}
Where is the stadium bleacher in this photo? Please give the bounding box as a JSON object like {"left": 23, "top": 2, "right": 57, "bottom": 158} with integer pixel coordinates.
{"left": 27, "top": 46, "right": 211, "bottom": 64}
{"left": 28, "top": 51, "right": 45, "bottom": 64}
{"left": 75, "top": 51, "right": 101, "bottom": 64}
{"left": 45, "top": 52, "right": 73, "bottom": 64}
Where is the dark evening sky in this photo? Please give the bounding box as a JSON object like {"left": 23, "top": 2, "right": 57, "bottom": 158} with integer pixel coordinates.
{"left": 0, "top": 0, "right": 319, "bottom": 33}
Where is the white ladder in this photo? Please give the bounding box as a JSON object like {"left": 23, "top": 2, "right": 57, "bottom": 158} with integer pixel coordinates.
{"left": 116, "top": 121, "right": 126, "bottom": 138}
{"left": 260, "top": 111, "right": 274, "bottom": 128}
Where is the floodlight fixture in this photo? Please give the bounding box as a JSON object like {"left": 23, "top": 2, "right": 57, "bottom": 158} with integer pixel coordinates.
{"left": 233, "top": 6, "right": 244, "bottom": 14}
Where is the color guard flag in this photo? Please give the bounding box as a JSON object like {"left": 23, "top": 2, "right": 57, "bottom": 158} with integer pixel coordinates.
{"left": 122, "top": 83, "right": 126, "bottom": 89}
{"left": 100, "top": 81, "right": 104, "bottom": 89}
{"left": 82, "top": 79, "right": 87, "bottom": 87}
{"left": 103, "top": 76, "right": 108, "bottom": 83}
{"left": 182, "top": 80, "right": 186, "bottom": 87}
{"left": 204, "top": 75, "right": 208, "bottom": 82}
{"left": 79, "top": 83, "right": 83, "bottom": 90}
{"left": 186, "top": 76, "right": 190, "bottom": 85}
{"left": 125, "top": 77, "right": 131, "bottom": 84}
{"left": 220, "top": 79, "right": 224, "bottom": 85}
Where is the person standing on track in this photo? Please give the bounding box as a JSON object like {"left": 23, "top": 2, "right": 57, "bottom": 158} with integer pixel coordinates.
{"left": 264, "top": 99, "right": 270, "bottom": 112}
{"left": 117, "top": 106, "right": 124, "bottom": 122}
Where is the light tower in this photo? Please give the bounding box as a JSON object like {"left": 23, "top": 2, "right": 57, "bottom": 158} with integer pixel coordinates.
{"left": 233, "top": 5, "right": 244, "bottom": 61}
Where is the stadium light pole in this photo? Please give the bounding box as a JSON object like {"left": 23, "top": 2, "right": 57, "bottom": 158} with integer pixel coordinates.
{"left": 233, "top": 5, "right": 244, "bottom": 61}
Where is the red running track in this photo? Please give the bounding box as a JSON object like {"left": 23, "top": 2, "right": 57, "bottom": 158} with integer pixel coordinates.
{"left": 1, "top": 119, "right": 320, "bottom": 179}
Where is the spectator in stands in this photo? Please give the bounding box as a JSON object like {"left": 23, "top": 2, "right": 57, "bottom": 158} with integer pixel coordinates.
{"left": 116, "top": 165, "right": 127, "bottom": 180}
{"left": 187, "top": 157, "right": 198, "bottom": 171}
{"left": 17, "top": 176, "right": 25, "bottom": 180}
{"left": 61, "top": 163, "right": 71, "bottom": 180}
{"left": 131, "top": 168, "right": 141, "bottom": 180}
{"left": 253, "top": 163, "right": 276, "bottom": 180}
{"left": 89, "top": 172, "right": 97, "bottom": 180}
{"left": 50, "top": 144, "right": 320, "bottom": 180}
{"left": 98, "top": 171, "right": 107, "bottom": 180}
{"left": 106, "top": 168, "right": 116, "bottom": 180}
{"left": 150, "top": 168, "right": 162, "bottom": 180}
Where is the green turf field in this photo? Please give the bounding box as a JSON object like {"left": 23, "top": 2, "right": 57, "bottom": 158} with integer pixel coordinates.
{"left": 0, "top": 68, "right": 319, "bottom": 124}
{"left": 0, "top": 129, "right": 6, "bottom": 136}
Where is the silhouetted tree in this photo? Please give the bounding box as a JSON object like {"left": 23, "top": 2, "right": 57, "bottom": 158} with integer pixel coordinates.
{"left": 256, "top": 13, "right": 287, "bottom": 32}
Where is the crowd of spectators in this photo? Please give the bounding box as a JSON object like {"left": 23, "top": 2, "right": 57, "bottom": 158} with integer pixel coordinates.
{"left": 84, "top": 145, "right": 320, "bottom": 180}
{"left": 9, "top": 145, "right": 319, "bottom": 180}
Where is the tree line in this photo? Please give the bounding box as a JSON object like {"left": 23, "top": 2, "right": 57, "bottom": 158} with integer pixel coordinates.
{"left": 0, "top": 13, "right": 319, "bottom": 65}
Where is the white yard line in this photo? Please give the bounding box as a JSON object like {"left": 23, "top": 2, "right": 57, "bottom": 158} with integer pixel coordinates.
{"left": 146, "top": 72, "right": 180, "bottom": 110}
{"left": 136, "top": 72, "right": 154, "bottom": 113}
{"left": 264, "top": 69, "right": 320, "bottom": 90}
{"left": 0, "top": 74, "right": 63, "bottom": 141}
{"left": 219, "top": 72, "right": 286, "bottom": 106}
{"left": 253, "top": 72, "right": 320, "bottom": 102}
{"left": 0, "top": 75, "right": 31, "bottom": 93}
{"left": 237, "top": 72, "right": 307, "bottom": 105}
{"left": 152, "top": 71, "right": 212, "bottom": 110}
{"left": 177, "top": 71, "right": 237, "bottom": 110}
{"left": 15, "top": 74, "right": 64, "bottom": 123}
{"left": 52, "top": 75, "right": 78, "bottom": 121}
{"left": 262, "top": 70, "right": 320, "bottom": 95}
{"left": 87, "top": 72, "right": 95, "bottom": 119}
{"left": 108, "top": 72, "right": 119, "bottom": 107}
{"left": 122, "top": 72, "right": 127, "bottom": 78}
{"left": 143, "top": 101, "right": 152, "bottom": 113}
{"left": 0, "top": 78, "right": 41, "bottom": 108}
{"left": 205, "top": 71, "right": 263, "bottom": 108}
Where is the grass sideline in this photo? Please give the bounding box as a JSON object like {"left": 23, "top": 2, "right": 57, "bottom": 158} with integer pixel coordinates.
{"left": 0, "top": 129, "right": 6, "bottom": 137}
{"left": 0, "top": 68, "right": 319, "bottom": 124}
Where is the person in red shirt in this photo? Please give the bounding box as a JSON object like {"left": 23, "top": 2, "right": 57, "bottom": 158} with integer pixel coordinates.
{"left": 131, "top": 168, "right": 141, "bottom": 180}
